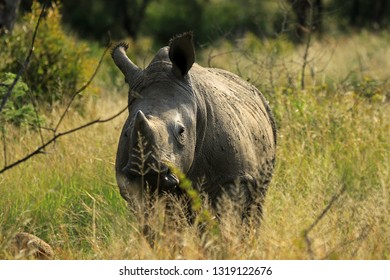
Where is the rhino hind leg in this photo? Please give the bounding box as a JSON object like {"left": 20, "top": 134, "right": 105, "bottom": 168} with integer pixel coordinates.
{"left": 239, "top": 175, "right": 268, "bottom": 223}
{"left": 214, "top": 174, "right": 267, "bottom": 223}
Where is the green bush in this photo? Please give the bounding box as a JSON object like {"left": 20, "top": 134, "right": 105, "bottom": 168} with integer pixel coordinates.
{"left": 0, "top": 1, "right": 94, "bottom": 105}
{"left": 0, "top": 72, "right": 43, "bottom": 127}
{"left": 141, "top": 0, "right": 203, "bottom": 45}
{"left": 141, "top": 0, "right": 286, "bottom": 45}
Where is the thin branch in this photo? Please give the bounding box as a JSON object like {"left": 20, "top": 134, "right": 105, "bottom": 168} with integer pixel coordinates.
{"left": 313, "top": 38, "right": 338, "bottom": 74}
{"left": 1, "top": 127, "right": 7, "bottom": 168}
{"left": 37, "top": 126, "right": 56, "bottom": 132}
{"left": 207, "top": 48, "right": 242, "bottom": 68}
{"left": 27, "top": 88, "right": 45, "bottom": 147}
{"left": 0, "top": 1, "right": 48, "bottom": 114}
{"left": 322, "top": 224, "right": 372, "bottom": 260}
{"left": 303, "top": 184, "right": 347, "bottom": 259}
{"left": 54, "top": 42, "right": 112, "bottom": 132}
{"left": 300, "top": 0, "right": 313, "bottom": 90}
{"left": 0, "top": 106, "right": 127, "bottom": 175}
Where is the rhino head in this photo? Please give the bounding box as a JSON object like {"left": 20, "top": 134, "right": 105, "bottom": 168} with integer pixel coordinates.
{"left": 112, "top": 33, "right": 197, "bottom": 203}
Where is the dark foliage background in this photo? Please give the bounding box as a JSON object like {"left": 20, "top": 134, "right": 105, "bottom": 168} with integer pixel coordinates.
{"left": 11, "top": 0, "right": 390, "bottom": 45}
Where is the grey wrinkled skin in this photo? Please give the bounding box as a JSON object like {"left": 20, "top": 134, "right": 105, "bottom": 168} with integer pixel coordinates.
{"left": 112, "top": 32, "right": 276, "bottom": 219}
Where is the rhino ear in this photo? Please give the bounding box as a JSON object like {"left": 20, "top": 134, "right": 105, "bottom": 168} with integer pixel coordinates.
{"left": 169, "top": 32, "right": 195, "bottom": 78}
{"left": 111, "top": 42, "right": 142, "bottom": 84}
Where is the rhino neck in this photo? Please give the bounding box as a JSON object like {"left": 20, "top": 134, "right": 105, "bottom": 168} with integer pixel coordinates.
{"left": 185, "top": 68, "right": 210, "bottom": 180}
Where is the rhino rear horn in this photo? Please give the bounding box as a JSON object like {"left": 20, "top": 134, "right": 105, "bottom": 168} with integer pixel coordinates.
{"left": 169, "top": 32, "right": 195, "bottom": 78}
{"left": 111, "top": 42, "right": 142, "bottom": 84}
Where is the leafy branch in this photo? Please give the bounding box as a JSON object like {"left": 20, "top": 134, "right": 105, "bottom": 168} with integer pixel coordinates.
{"left": 0, "top": 1, "right": 48, "bottom": 114}
{"left": 0, "top": 3, "right": 126, "bottom": 174}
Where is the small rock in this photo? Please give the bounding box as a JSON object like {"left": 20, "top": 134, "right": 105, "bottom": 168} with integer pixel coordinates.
{"left": 12, "top": 232, "right": 54, "bottom": 260}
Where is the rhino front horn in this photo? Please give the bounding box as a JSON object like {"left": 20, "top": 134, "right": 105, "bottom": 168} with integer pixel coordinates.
{"left": 111, "top": 42, "right": 142, "bottom": 85}
{"left": 133, "top": 110, "right": 153, "bottom": 141}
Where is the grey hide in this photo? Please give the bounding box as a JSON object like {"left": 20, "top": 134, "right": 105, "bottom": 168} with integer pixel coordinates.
{"left": 112, "top": 32, "right": 276, "bottom": 219}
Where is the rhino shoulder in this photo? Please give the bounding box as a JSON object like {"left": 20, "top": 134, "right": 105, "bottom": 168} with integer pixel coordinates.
{"left": 189, "top": 63, "right": 277, "bottom": 146}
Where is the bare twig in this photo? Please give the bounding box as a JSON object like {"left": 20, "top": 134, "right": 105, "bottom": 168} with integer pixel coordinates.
{"left": 300, "top": 0, "right": 314, "bottom": 90}
{"left": 322, "top": 224, "right": 372, "bottom": 259}
{"left": 1, "top": 127, "right": 7, "bottom": 168}
{"left": 207, "top": 48, "right": 242, "bottom": 68}
{"left": 0, "top": 106, "right": 127, "bottom": 175}
{"left": 0, "top": 1, "right": 48, "bottom": 114}
{"left": 27, "top": 88, "right": 45, "bottom": 147}
{"left": 279, "top": 1, "right": 291, "bottom": 35}
{"left": 54, "top": 42, "right": 112, "bottom": 132}
{"left": 303, "top": 184, "right": 347, "bottom": 259}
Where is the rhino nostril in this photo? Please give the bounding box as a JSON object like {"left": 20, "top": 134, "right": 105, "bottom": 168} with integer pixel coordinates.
{"left": 162, "top": 169, "right": 180, "bottom": 186}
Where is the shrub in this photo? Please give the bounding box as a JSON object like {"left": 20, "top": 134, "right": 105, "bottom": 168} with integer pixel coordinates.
{"left": 0, "top": 1, "right": 94, "bottom": 105}
{"left": 0, "top": 72, "right": 43, "bottom": 128}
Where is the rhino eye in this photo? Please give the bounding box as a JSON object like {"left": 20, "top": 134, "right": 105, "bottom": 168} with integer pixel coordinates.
{"left": 175, "top": 123, "right": 186, "bottom": 145}
{"left": 179, "top": 126, "right": 185, "bottom": 136}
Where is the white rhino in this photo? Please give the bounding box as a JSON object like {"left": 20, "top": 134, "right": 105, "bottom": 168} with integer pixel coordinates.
{"left": 112, "top": 32, "right": 276, "bottom": 219}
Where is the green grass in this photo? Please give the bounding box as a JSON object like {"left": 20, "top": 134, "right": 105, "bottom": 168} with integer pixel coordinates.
{"left": 0, "top": 32, "right": 389, "bottom": 259}
{"left": 264, "top": 90, "right": 389, "bottom": 259}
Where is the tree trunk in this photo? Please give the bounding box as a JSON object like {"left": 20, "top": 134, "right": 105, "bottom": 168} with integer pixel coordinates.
{"left": 121, "top": 0, "right": 151, "bottom": 40}
{"left": 313, "top": 0, "right": 323, "bottom": 33}
{"left": 373, "top": 0, "right": 387, "bottom": 28}
{"left": 288, "top": 0, "right": 323, "bottom": 42}
{"left": 350, "top": 0, "right": 360, "bottom": 27}
{"left": 0, "top": 0, "right": 21, "bottom": 34}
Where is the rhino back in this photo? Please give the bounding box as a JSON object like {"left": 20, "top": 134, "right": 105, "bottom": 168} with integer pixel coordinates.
{"left": 188, "top": 64, "right": 276, "bottom": 195}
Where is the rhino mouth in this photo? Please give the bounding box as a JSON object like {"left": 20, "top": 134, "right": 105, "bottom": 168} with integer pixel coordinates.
{"left": 123, "top": 166, "right": 180, "bottom": 191}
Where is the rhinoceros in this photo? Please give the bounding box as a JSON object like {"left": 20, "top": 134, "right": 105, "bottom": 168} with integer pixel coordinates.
{"left": 112, "top": 32, "right": 276, "bottom": 219}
